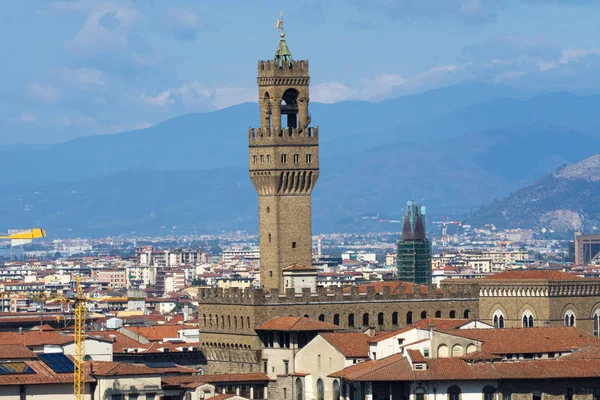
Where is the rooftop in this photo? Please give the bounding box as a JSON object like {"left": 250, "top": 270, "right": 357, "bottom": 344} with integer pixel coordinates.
{"left": 256, "top": 316, "right": 342, "bottom": 332}
{"left": 321, "top": 332, "right": 370, "bottom": 358}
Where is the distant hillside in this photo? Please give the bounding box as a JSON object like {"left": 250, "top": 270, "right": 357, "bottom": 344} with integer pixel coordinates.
{"left": 467, "top": 155, "right": 600, "bottom": 232}
{"left": 1, "top": 123, "right": 596, "bottom": 237}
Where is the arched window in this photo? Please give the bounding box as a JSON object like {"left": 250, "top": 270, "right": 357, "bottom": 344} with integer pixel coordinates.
{"left": 415, "top": 389, "right": 427, "bottom": 400}
{"left": 295, "top": 378, "right": 303, "bottom": 400}
{"left": 466, "top": 344, "right": 477, "bottom": 354}
{"left": 203, "top": 314, "right": 206, "bottom": 327}
{"left": 483, "top": 386, "right": 496, "bottom": 400}
{"left": 438, "top": 344, "right": 449, "bottom": 358}
{"left": 594, "top": 309, "right": 600, "bottom": 337}
{"left": 209, "top": 314, "right": 213, "bottom": 327}
{"left": 362, "top": 313, "right": 369, "bottom": 326}
{"left": 435, "top": 310, "right": 441, "bottom": 318}
{"left": 392, "top": 312, "right": 398, "bottom": 325}
{"left": 247, "top": 316, "right": 251, "bottom": 329}
{"left": 234, "top": 316, "right": 237, "bottom": 329}
{"left": 306, "top": 154, "right": 312, "bottom": 164}
{"left": 449, "top": 310, "right": 456, "bottom": 319}
{"left": 406, "top": 311, "right": 413, "bottom": 325}
{"left": 241, "top": 316, "right": 244, "bottom": 329}
{"left": 333, "top": 380, "right": 340, "bottom": 400}
{"left": 318, "top": 314, "right": 325, "bottom": 322}
{"left": 253, "top": 155, "right": 257, "bottom": 164}
{"left": 464, "top": 310, "right": 470, "bottom": 319}
{"left": 266, "top": 154, "right": 271, "bottom": 163}
{"left": 564, "top": 309, "right": 576, "bottom": 327}
{"left": 333, "top": 314, "right": 340, "bottom": 325}
{"left": 378, "top": 312, "right": 384, "bottom": 326}
{"left": 221, "top": 315, "right": 225, "bottom": 328}
{"left": 215, "top": 314, "right": 219, "bottom": 328}
{"left": 348, "top": 313, "right": 355, "bottom": 327}
{"left": 84, "top": 355, "right": 93, "bottom": 361}
{"left": 228, "top": 316, "right": 231, "bottom": 328}
{"left": 317, "top": 379, "right": 324, "bottom": 400}
{"left": 522, "top": 310, "right": 534, "bottom": 328}
{"left": 447, "top": 385, "right": 461, "bottom": 400}
{"left": 303, "top": 314, "right": 309, "bottom": 318}
{"left": 452, "top": 344, "right": 463, "bottom": 357}
{"left": 421, "top": 311, "right": 427, "bottom": 320}
{"left": 493, "top": 310, "right": 505, "bottom": 328}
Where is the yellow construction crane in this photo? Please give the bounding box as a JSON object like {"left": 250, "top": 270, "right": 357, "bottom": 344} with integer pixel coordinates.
{"left": 73, "top": 276, "right": 86, "bottom": 400}
{"left": 0, "top": 228, "right": 46, "bottom": 259}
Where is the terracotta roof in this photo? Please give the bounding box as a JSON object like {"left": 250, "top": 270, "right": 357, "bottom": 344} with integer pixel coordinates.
{"left": 132, "top": 325, "right": 182, "bottom": 341}
{"left": 91, "top": 361, "right": 195, "bottom": 377}
{"left": 0, "top": 331, "right": 73, "bottom": 347}
{"left": 483, "top": 270, "right": 581, "bottom": 281}
{"left": 449, "top": 327, "right": 600, "bottom": 355}
{"left": 255, "top": 316, "right": 342, "bottom": 332}
{"left": 406, "top": 349, "right": 426, "bottom": 363}
{"left": 331, "top": 352, "right": 600, "bottom": 382}
{"left": 321, "top": 333, "right": 370, "bottom": 358}
{"left": 0, "top": 360, "right": 94, "bottom": 386}
{"left": 346, "top": 281, "right": 437, "bottom": 295}
{"left": 0, "top": 345, "right": 37, "bottom": 359}
{"left": 460, "top": 351, "right": 502, "bottom": 361}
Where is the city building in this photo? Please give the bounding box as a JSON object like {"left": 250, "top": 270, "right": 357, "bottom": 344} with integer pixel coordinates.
{"left": 397, "top": 201, "right": 432, "bottom": 285}
{"left": 575, "top": 232, "right": 600, "bottom": 265}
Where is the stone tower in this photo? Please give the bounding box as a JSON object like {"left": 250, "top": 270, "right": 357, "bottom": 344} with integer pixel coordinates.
{"left": 248, "top": 32, "right": 319, "bottom": 291}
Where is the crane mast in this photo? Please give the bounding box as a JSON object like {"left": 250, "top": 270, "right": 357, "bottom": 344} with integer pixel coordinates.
{"left": 74, "top": 276, "right": 86, "bottom": 400}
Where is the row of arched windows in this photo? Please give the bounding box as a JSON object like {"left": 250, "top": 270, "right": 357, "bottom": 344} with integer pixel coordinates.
{"left": 493, "top": 308, "right": 600, "bottom": 330}
{"left": 202, "top": 314, "right": 251, "bottom": 331}
{"left": 417, "top": 384, "right": 506, "bottom": 400}
{"left": 316, "top": 309, "right": 468, "bottom": 328}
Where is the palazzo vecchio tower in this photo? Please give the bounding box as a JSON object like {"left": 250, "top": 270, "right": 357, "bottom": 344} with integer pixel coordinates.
{"left": 248, "top": 21, "right": 319, "bottom": 291}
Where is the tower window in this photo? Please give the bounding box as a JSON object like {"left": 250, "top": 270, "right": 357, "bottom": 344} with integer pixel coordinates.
{"left": 268, "top": 233, "right": 272, "bottom": 242}
{"left": 292, "top": 242, "right": 297, "bottom": 249}
{"left": 267, "top": 207, "right": 270, "bottom": 213}
{"left": 253, "top": 155, "right": 257, "bottom": 164}
{"left": 267, "top": 154, "right": 272, "bottom": 163}
{"left": 281, "top": 154, "right": 287, "bottom": 163}
{"left": 293, "top": 154, "right": 299, "bottom": 164}
{"left": 306, "top": 154, "right": 312, "bottom": 163}
{"left": 269, "top": 271, "right": 273, "bottom": 277}
{"left": 260, "top": 155, "right": 265, "bottom": 164}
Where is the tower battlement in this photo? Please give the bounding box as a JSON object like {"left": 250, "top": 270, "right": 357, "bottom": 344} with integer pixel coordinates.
{"left": 198, "top": 282, "right": 479, "bottom": 305}
{"left": 248, "top": 126, "right": 318, "bottom": 143}
{"left": 258, "top": 60, "right": 309, "bottom": 77}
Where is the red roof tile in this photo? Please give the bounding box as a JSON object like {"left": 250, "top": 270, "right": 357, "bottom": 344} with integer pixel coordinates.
{"left": 321, "top": 333, "right": 370, "bottom": 358}
{"left": 0, "top": 345, "right": 37, "bottom": 360}
{"left": 91, "top": 361, "right": 195, "bottom": 376}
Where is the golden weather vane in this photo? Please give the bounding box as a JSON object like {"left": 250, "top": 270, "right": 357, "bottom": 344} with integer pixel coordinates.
{"left": 276, "top": 11, "right": 285, "bottom": 38}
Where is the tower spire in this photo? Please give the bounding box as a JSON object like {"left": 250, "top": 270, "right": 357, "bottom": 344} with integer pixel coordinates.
{"left": 275, "top": 11, "right": 292, "bottom": 68}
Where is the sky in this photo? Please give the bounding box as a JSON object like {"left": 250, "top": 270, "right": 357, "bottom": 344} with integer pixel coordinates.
{"left": 1, "top": 0, "right": 600, "bottom": 144}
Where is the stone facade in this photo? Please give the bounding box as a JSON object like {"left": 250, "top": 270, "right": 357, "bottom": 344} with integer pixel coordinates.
{"left": 249, "top": 46, "right": 318, "bottom": 292}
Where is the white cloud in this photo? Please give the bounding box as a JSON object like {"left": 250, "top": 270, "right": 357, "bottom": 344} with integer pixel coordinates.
{"left": 140, "top": 82, "right": 255, "bottom": 110}
{"left": 559, "top": 48, "right": 600, "bottom": 65}
{"left": 105, "top": 121, "right": 154, "bottom": 134}
{"left": 18, "top": 114, "right": 38, "bottom": 123}
{"left": 27, "top": 82, "right": 62, "bottom": 103}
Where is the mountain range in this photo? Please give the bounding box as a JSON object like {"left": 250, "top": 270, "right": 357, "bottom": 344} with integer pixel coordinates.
{"left": 1, "top": 83, "right": 598, "bottom": 237}
{"left": 467, "top": 155, "right": 600, "bottom": 233}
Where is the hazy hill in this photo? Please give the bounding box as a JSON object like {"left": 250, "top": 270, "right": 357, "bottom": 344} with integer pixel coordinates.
{"left": 0, "top": 83, "right": 533, "bottom": 186}
{"left": 1, "top": 122, "right": 596, "bottom": 237}
{"left": 467, "top": 155, "right": 600, "bottom": 232}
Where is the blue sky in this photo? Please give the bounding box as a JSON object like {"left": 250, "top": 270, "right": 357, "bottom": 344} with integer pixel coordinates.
{"left": 2, "top": 0, "right": 600, "bottom": 144}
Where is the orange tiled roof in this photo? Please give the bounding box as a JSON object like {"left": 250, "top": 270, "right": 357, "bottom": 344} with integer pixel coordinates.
{"left": 406, "top": 349, "right": 426, "bottom": 363}
{"left": 483, "top": 270, "right": 581, "bottom": 280}
{"left": 163, "top": 373, "right": 271, "bottom": 388}
{"left": 255, "top": 316, "right": 342, "bottom": 332}
{"left": 91, "top": 361, "right": 195, "bottom": 376}
{"left": 133, "top": 325, "right": 182, "bottom": 341}
{"left": 449, "top": 327, "right": 600, "bottom": 355}
{"left": 347, "top": 281, "right": 436, "bottom": 295}
{"left": 0, "top": 345, "right": 37, "bottom": 359}
{"left": 368, "top": 319, "right": 470, "bottom": 343}
{"left": 0, "top": 360, "right": 94, "bottom": 386}
{"left": 331, "top": 352, "right": 600, "bottom": 382}
{"left": 282, "top": 264, "right": 317, "bottom": 271}
{"left": 321, "top": 333, "right": 370, "bottom": 358}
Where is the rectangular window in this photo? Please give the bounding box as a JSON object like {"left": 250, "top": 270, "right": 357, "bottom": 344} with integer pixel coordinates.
{"left": 260, "top": 155, "right": 265, "bottom": 164}
{"left": 292, "top": 242, "right": 296, "bottom": 249}
{"left": 533, "top": 389, "right": 542, "bottom": 400}
{"left": 267, "top": 154, "right": 271, "bottom": 163}
{"left": 262, "top": 359, "right": 268, "bottom": 373}
{"left": 284, "top": 360, "right": 289, "bottom": 375}
{"left": 372, "top": 352, "right": 377, "bottom": 360}
{"left": 423, "top": 349, "right": 430, "bottom": 357}
{"left": 293, "top": 154, "right": 299, "bottom": 164}
{"left": 284, "top": 388, "right": 287, "bottom": 399}
{"left": 146, "top": 394, "right": 156, "bottom": 400}
{"left": 502, "top": 391, "right": 512, "bottom": 400}
{"left": 318, "top": 354, "right": 321, "bottom": 367}
{"left": 306, "top": 154, "right": 312, "bottom": 163}
{"left": 281, "top": 154, "right": 287, "bottom": 163}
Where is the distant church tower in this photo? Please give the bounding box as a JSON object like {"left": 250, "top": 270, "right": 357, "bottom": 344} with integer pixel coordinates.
{"left": 248, "top": 20, "right": 319, "bottom": 291}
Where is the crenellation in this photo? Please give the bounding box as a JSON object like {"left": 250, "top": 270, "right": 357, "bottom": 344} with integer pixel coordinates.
{"left": 248, "top": 126, "right": 319, "bottom": 142}
{"left": 258, "top": 59, "right": 309, "bottom": 76}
